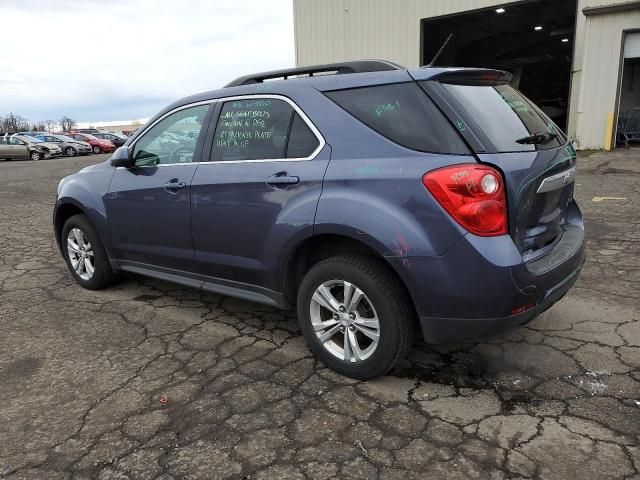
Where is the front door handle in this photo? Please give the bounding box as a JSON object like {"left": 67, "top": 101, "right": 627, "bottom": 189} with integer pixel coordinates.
{"left": 266, "top": 172, "right": 299, "bottom": 187}
{"left": 163, "top": 179, "right": 187, "bottom": 192}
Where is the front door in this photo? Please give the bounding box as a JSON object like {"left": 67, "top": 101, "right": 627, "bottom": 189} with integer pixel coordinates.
{"left": 107, "top": 103, "right": 212, "bottom": 271}
{"left": 190, "top": 96, "right": 329, "bottom": 292}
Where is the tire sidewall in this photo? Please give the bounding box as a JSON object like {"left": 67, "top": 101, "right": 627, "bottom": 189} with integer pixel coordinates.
{"left": 61, "top": 215, "right": 107, "bottom": 289}
{"left": 297, "top": 259, "right": 403, "bottom": 378}
{"left": 92, "top": 145, "right": 101, "bottom": 154}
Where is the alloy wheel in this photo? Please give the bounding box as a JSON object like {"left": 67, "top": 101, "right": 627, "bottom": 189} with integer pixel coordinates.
{"left": 66, "top": 147, "right": 76, "bottom": 156}
{"left": 67, "top": 228, "right": 95, "bottom": 281}
{"left": 310, "top": 279, "right": 381, "bottom": 362}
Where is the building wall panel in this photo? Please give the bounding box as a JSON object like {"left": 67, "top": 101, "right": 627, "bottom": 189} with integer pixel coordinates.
{"left": 293, "top": 0, "right": 638, "bottom": 149}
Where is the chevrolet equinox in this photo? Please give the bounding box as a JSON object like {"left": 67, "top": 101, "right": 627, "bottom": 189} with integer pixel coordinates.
{"left": 54, "top": 60, "right": 585, "bottom": 379}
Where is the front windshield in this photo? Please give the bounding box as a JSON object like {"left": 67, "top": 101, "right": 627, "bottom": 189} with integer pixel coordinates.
{"left": 82, "top": 134, "right": 98, "bottom": 140}
{"left": 58, "top": 135, "right": 77, "bottom": 142}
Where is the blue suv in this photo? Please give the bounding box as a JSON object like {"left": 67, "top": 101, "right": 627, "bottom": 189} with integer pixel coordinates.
{"left": 54, "top": 60, "right": 585, "bottom": 379}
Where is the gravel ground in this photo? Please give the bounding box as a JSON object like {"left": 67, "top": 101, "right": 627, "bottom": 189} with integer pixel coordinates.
{"left": 0, "top": 151, "right": 638, "bottom": 480}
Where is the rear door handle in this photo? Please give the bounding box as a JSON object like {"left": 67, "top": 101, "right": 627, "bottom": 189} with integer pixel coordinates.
{"left": 266, "top": 172, "right": 299, "bottom": 187}
{"left": 163, "top": 179, "right": 187, "bottom": 192}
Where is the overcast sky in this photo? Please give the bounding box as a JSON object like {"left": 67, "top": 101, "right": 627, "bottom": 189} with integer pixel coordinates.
{"left": 0, "top": 0, "right": 294, "bottom": 123}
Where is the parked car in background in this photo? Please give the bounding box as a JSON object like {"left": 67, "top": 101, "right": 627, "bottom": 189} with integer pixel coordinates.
{"left": 54, "top": 61, "right": 585, "bottom": 379}
{"left": 70, "top": 128, "right": 101, "bottom": 134}
{"left": 92, "top": 132, "right": 128, "bottom": 148}
{"left": 15, "top": 135, "right": 62, "bottom": 158}
{"left": 0, "top": 135, "right": 47, "bottom": 160}
{"left": 65, "top": 133, "right": 115, "bottom": 154}
{"left": 36, "top": 134, "right": 93, "bottom": 156}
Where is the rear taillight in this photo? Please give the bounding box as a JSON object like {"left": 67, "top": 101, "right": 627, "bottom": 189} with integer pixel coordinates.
{"left": 422, "top": 164, "right": 508, "bottom": 236}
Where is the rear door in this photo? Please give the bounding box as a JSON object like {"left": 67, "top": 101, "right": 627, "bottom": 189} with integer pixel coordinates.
{"left": 418, "top": 72, "right": 576, "bottom": 260}
{"left": 190, "top": 95, "right": 329, "bottom": 292}
{"left": 7, "top": 137, "right": 29, "bottom": 159}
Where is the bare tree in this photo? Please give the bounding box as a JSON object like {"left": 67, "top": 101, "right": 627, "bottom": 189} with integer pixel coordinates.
{"left": 5, "top": 112, "right": 28, "bottom": 133}
{"left": 44, "top": 119, "right": 57, "bottom": 132}
{"left": 60, "top": 116, "right": 76, "bottom": 132}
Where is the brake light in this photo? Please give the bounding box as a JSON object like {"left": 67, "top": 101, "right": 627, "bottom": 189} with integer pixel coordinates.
{"left": 422, "top": 164, "right": 508, "bottom": 236}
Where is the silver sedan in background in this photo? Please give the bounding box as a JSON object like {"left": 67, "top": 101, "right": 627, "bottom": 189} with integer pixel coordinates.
{"left": 36, "top": 134, "right": 93, "bottom": 157}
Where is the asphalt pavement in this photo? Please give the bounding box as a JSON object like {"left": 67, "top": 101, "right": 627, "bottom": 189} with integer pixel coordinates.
{"left": 0, "top": 151, "right": 638, "bottom": 479}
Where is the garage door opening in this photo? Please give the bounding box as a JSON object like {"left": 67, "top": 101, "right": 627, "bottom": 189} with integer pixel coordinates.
{"left": 421, "top": 0, "right": 577, "bottom": 131}
{"left": 616, "top": 32, "right": 640, "bottom": 148}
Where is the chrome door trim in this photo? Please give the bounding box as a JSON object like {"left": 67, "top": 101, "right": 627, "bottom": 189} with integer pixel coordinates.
{"left": 123, "top": 94, "right": 326, "bottom": 169}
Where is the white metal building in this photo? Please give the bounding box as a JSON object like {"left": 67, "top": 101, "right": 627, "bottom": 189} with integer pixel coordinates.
{"left": 293, "top": 0, "right": 640, "bottom": 150}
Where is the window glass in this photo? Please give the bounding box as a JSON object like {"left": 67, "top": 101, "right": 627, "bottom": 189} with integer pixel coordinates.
{"left": 9, "top": 137, "right": 24, "bottom": 145}
{"left": 437, "top": 83, "right": 566, "bottom": 152}
{"left": 211, "top": 98, "right": 295, "bottom": 161}
{"left": 286, "top": 113, "right": 319, "bottom": 158}
{"left": 133, "top": 104, "right": 209, "bottom": 166}
{"left": 325, "top": 82, "right": 469, "bottom": 154}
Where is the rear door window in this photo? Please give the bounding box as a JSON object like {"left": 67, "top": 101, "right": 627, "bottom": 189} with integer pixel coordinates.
{"left": 435, "top": 83, "right": 566, "bottom": 152}
{"left": 325, "top": 82, "right": 469, "bottom": 154}
{"left": 211, "top": 98, "right": 320, "bottom": 161}
{"left": 286, "top": 113, "right": 319, "bottom": 158}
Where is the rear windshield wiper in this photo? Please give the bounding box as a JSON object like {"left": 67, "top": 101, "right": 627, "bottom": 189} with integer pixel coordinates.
{"left": 515, "top": 131, "right": 559, "bottom": 145}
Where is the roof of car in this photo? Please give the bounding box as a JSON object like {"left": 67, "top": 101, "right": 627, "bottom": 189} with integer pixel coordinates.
{"left": 144, "top": 60, "right": 508, "bottom": 133}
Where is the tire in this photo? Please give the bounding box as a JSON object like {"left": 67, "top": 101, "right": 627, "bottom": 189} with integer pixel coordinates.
{"left": 30, "top": 151, "right": 41, "bottom": 161}
{"left": 297, "top": 254, "right": 413, "bottom": 379}
{"left": 65, "top": 147, "right": 77, "bottom": 157}
{"left": 61, "top": 214, "right": 117, "bottom": 290}
{"left": 92, "top": 145, "right": 101, "bottom": 154}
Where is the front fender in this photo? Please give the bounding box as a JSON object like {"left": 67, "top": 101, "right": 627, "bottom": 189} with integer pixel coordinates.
{"left": 55, "top": 165, "right": 115, "bottom": 260}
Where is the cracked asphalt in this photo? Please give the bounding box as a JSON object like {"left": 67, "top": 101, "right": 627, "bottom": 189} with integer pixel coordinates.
{"left": 1, "top": 151, "right": 639, "bottom": 480}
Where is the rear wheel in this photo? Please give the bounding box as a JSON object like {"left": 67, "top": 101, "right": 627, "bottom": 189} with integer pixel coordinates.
{"left": 297, "top": 254, "right": 413, "bottom": 379}
{"left": 30, "top": 151, "right": 41, "bottom": 161}
{"left": 92, "top": 145, "right": 101, "bottom": 154}
{"left": 61, "top": 214, "right": 117, "bottom": 289}
{"left": 65, "top": 147, "right": 77, "bottom": 157}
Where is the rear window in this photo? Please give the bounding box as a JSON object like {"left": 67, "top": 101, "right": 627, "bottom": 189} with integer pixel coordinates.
{"left": 325, "top": 82, "right": 469, "bottom": 154}
{"left": 436, "top": 83, "right": 566, "bottom": 152}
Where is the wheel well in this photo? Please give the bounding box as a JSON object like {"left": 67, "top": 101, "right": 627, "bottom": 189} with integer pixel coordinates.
{"left": 283, "top": 234, "right": 410, "bottom": 306}
{"left": 54, "top": 203, "right": 85, "bottom": 246}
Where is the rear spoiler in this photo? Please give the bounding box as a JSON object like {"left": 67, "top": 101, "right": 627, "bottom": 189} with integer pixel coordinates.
{"left": 429, "top": 69, "right": 513, "bottom": 86}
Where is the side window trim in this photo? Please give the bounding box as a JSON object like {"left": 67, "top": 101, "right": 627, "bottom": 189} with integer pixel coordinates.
{"left": 203, "top": 94, "right": 325, "bottom": 164}
{"left": 124, "top": 95, "right": 325, "bottom": 167}
{"left": 126, "top": 100, "right": 215, "bottom": 168}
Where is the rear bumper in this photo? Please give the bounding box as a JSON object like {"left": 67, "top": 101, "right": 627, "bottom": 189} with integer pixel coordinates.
{"left": 387, "top": 205, "right": 585, "bottom": 343}
{"left": 417, "top": 255, "right": 583, "bottom": 343}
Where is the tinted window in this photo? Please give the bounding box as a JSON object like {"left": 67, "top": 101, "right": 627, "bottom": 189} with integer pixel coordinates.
{"left": 212, "top": 98, "right": 295, "bottom": 161}
{"left": 438, "top": 83, "right": 566, "bottom": 152}
{"left": 325, "top": 82, "right": 469, "bottom": 154}
{"left": 133, "top": 104, "right": 209, "bottom": 166}
{"left": 286, "top": 113, "right": 319, "bottom": 158}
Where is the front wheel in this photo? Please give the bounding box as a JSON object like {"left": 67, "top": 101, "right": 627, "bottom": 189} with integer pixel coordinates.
{"left": 61, "top": 214, "right": 117, "bottom": 289}
{"left": 92, "top": 145, "right": 101, "bottom": 154}
{"left": 30, "top": 151, "right": 41, "bottom": 161}
{"left": 297, "top": 254, "right": 413, "bottom": 379}
{"left": 65, "top": 147, "right": 77, "bottom": 157}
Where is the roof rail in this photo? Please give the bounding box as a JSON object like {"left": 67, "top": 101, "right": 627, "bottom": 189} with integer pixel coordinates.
{"left": 224, "top": 60, "right": 404, "bottom": 87}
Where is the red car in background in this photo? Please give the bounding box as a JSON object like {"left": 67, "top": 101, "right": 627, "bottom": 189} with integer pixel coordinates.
{"left": 65, "top": 132, "right": 115, "bottom": 154}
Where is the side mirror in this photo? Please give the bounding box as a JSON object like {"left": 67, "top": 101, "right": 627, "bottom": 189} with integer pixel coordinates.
{"left": 110, "top": 146, "right": 134, "bottom": 167}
